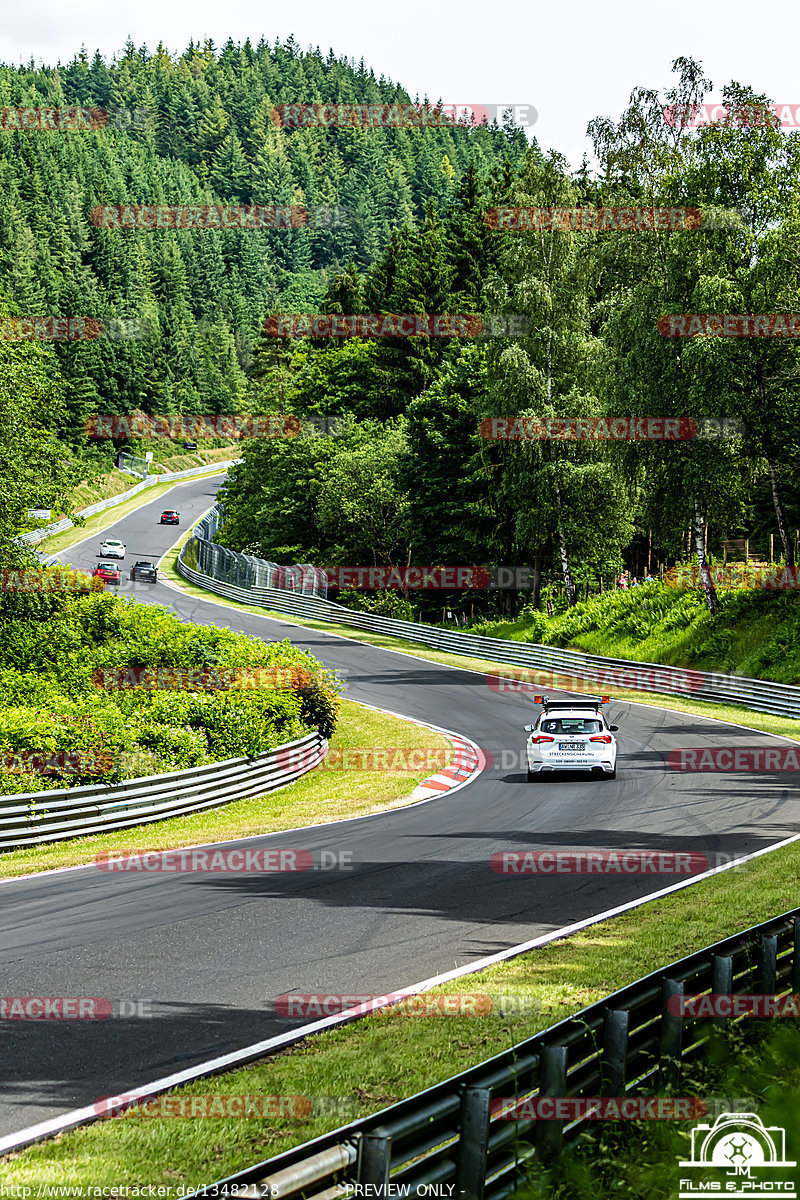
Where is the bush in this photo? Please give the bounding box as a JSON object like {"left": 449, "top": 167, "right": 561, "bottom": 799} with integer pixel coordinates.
{"left": 336, "top": 588, "right": 417, "bottom": 622}
{"left": 0, "top": 587, "right": 341, "bottom": 795}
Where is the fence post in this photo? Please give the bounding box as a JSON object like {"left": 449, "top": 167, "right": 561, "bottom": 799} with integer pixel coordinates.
{"left": 793, "top": 918, "right": 800, "bottom": 992}
{"left": 601, "top": 1009, "right": 629, "bottom": 1096}
{"left": 535, "top": 1043, "right": 567, "bottom": 1159}
{"left": 456, "top": 1087, "right": 492, "bottom": 1200}
{"left": 756, "top": 934, "right": 778, "bottom": 993}
{"left": 358, "top": 1132, "right": 391, "bottom": 1188}
{"left": 712, "top": 955, "right": 733, "bottom": 1031}
{"left": 660, "top": 979, "right": 684, "bottom": 1082}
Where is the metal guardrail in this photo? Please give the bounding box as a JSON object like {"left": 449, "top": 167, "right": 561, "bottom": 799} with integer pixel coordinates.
{"left": 178, "top": 514, "right": 800, "bottom": 721}
{"left": 185, "top": 509, "right": 328, "bottom": 597}
{"left": 0, "top": 731, "right": 324, "bottom": 849}
{"left": 193, "top": 906, "right": 800, "bottom": 1200}
{"left": 18, "top": 460, "right": 240, "bottom": 545}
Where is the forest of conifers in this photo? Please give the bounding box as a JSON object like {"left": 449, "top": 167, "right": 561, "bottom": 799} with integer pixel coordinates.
{"left": 4, "top": 44, "right": 800, "bottom": 616}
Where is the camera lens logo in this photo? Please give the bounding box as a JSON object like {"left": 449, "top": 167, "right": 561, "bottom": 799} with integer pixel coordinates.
{"left": 679, "top": 1111, "right": 796, "bottom": 1197}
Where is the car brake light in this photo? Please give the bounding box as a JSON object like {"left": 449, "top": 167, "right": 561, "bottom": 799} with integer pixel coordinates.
{"left": 590, "top": 735, "right": 612, "bottom": 744}
{"left": 529, "top": 735, "right": 555, "bottom": 744}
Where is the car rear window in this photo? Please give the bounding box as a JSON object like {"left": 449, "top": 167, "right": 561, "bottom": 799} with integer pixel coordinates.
{"left": 539, "top": 718, "right": 602, "bottom": 734}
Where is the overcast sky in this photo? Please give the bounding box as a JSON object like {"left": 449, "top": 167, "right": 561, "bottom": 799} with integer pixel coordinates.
{"left": 1, "top": 0, "right": 796, "bottom": 166}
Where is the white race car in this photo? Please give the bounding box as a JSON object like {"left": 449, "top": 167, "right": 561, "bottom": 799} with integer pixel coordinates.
{"left": 99, "top": 538, "right": 126, "bottom": 559}
{"left": 524, "top": 695, "right": 618, "bottom": 781}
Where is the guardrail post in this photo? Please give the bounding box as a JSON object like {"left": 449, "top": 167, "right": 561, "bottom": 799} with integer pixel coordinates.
{"left": 535, "top": 1042, "right": 567, "bottom": 1159}
{"left": 756, "top": 934, "right": 778, "bottom": 993}
{"left": 358, "top": 1132, "right": 391, "bottom": 1188}
{"left": 793, "top": 918, "right": 800, "bottom": 992}
{"left": 711, "top": 955, "right": 733, "bottom": 1031}
{"left": 601, "top": 1009, "right": 629, "bottom": 1096}
{"left": 660, "top": 979, "right": 684, "bottom": 1083}
{"left": 456, "top": 1087, "right": 491, "bottom": 1200}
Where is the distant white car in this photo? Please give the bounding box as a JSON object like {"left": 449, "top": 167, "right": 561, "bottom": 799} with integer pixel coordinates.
{"left": 524, "top": 695, "right": 618, "bottom": 781}
{"left": 99, "top": 538, "right": 126, "bottom": 559}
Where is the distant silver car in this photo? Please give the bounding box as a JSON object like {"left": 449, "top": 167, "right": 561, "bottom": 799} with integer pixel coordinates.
{"left": 99, "top": 538, "right": 126, "bottom": 559}
{"left": 524, "top": 695, "right": 618, "bottom": 780}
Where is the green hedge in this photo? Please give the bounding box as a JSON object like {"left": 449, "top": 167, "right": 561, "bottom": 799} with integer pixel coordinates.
{"left": 0, "top": 578, "right": 341, "bottom": 794}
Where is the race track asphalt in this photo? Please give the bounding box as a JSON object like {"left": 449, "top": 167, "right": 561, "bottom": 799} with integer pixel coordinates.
{"left": 1, "top": 473, "right": 798, "bottom": 1137}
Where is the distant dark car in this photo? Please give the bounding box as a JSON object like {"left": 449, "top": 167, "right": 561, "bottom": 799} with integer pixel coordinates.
{"left": 183, "top": 441, "right": 197, "bottom": 451}
{"left": 160, "top": 510, "right": 180, "bottom": 525}
{"left": 130, "top": 561, "right": 158, "bottom": 582}
{"left": 93, "top": 562, "right": 121, "bottom": 584}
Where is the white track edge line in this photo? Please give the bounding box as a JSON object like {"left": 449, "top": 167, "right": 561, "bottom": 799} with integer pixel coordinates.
{"left": 4, "top": 824, "right": 800, "bottom": 1157}
{"left": 0, "top": 707, "right": 482, "bottom": 887}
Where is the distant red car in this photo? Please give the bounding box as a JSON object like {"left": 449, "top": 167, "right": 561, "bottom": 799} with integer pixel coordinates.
{"left": 160, "top": 510, "right": 180, "bottom": 525}
{"left": 93, "top": 561, "right": 121, "bottom": 585}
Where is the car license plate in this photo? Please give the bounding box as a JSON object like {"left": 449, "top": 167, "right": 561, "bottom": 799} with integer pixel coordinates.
{"left": 560, "top": 742, "right": 584, "bottom": 750}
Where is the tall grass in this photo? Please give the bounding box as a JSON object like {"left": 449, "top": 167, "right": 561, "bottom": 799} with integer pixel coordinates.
{"left": 471, "top": 583, "right": 800, "bottom": 683}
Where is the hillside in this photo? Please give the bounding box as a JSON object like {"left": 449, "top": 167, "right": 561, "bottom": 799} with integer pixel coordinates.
{"left": 470, "top": 582, "right": 800, "bottom": 684}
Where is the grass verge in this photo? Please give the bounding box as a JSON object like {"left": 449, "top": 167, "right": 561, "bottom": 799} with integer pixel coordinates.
{"left": 159, "top": 553, "right": 800, "bottom": 744}
{"left": 515, "top": 1023, "right": 800, "bottom": 1198}
{"left": 5, "top": 561, "right": 800, "bottom": 1192}
{"left": 38, "top": 466, "right": 231, "bottom": 558}
{"left": 0, "top": 698, "right": 451, "bottom": 880}
{"left": 3, "top": 834, "right": 800, "bottom": 1191}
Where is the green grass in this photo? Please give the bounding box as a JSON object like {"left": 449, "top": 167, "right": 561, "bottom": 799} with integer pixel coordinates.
{"left": 514, "top": 1023, "right": 800, "bottom": 1199}
{"left": 471, "top": 582, "right": 800, "bottom": 684}
{"left": 38, "top": 464, "right": 230, "bottom": 558}
{"left": 5, "top": 561, "right": 799, "bottom": 1192}
{"left": 69, "top": 468, "right": 147, "bottom": 511}
{"left": 159, "top": 553, "right": 800, "bottom": 744}
{"left": 0, "top": 698, "right": 451, "bottom": 880}
{"left": 4, "top": 834, "right": 800, "bottom": 1193}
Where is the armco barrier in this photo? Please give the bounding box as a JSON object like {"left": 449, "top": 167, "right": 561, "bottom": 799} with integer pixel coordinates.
{"left": 177, "top": 512, "right": 800, "bottom": 721}
{"left": 0, "top": 731, "right": 324, "bottom": 850}
{"left": 18, "top": 460, "right": 240, "bottom": 546}
{"left": 191, "top": 907, "right": 800, "bottom": 1199}
{"left": 185, "top": 508, "right": 328, "bottom": 597}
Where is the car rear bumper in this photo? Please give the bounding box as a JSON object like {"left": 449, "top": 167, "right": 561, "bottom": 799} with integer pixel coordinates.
{"left": 528, "top": 761, "right": 616, "bottom": 775}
